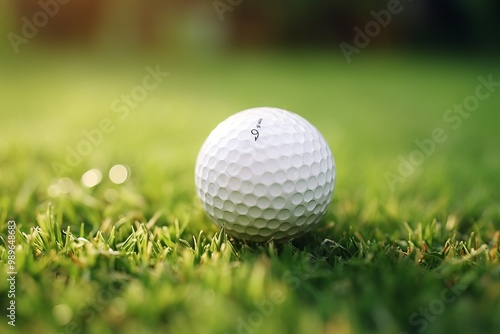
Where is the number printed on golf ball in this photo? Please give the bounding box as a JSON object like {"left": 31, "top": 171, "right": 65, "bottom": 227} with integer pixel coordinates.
{"left": 195, "top": 107, "right": 335, "bottom": 241}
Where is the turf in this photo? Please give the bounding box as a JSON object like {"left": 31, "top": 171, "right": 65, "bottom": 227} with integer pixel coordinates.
{"left": 0, "top": 51, "right": 499, "bottom": 334}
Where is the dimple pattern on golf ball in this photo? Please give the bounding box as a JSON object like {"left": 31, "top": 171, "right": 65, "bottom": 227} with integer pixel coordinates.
{"left": 195, "top": 107, "right": 335, "bottom": 241}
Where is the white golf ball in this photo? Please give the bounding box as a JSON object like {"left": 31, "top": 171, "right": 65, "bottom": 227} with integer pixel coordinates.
{"left": 195, "top": 107, "right": 335, "bottom": 241}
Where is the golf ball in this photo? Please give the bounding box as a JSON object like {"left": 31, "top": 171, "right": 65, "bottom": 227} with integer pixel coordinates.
{"left": 195, "top": 107, "right": 335, "bottom": 241}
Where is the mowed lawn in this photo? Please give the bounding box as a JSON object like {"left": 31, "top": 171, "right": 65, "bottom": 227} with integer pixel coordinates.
{"left": 0, "top": 52, "right": 499, "bottom": 334}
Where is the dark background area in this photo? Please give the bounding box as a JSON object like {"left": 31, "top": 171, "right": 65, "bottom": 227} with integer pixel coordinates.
{"left": 3, "top": 0, "right": 500, "bottom": 53}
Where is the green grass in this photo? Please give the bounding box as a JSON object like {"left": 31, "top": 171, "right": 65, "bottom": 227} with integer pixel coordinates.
{"left": 0, "top": 51, "right": 499, "bottom": 334}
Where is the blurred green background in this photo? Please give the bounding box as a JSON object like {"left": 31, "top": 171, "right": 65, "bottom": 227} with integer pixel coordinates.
{"left": 1, "top": 0, "right": 498, "bottom": 195}
{"left": 1, "top": 1, "right": 499, "bottom": 334}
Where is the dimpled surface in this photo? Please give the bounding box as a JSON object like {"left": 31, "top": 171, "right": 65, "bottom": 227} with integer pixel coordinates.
{"left": 195, "top": 107, "right": 335, "bottom": 241}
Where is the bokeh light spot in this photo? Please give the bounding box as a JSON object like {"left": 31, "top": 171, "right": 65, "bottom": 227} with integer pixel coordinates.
{"left": 59, "top": 177, "right": 74, "bottom": 193}
{"left": 48, "top": 178, "right": 74, "bottom": 197}
{"left": 109, "top": 164, "right": 129, "bottom": 184}
{"left": 81, "top": 169, "right": 102, "bottom": 188}
{"left": 47, "top": 184, "right": 61, "bottom": 197}
{"left": 52, "top": 304, "right": 73, "bottom": 326}
{"left": 104, "top": 188, "right": 119, "bottom": 202}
